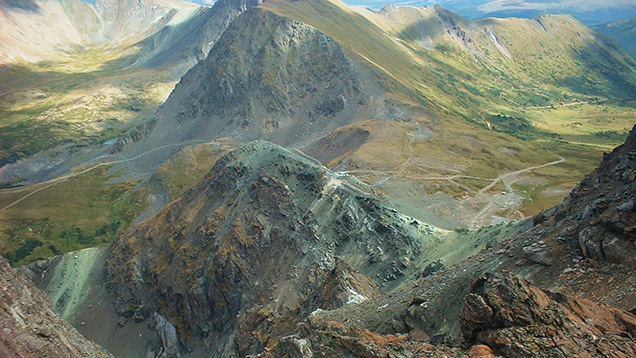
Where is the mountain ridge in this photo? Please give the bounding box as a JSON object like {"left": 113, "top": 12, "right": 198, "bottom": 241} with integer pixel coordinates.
{"left": 23, "top": 125, "right": 636, "bottom": 357}
{"left": 595, "top": 16, "right": 636, "bottom": 60}
{"left": 0, "top": 0, "right": 202, "bottom": 64}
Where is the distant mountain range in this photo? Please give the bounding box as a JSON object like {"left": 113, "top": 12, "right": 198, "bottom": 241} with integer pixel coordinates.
{"left": 343, "top": 0, "right": 636, "bottom": 25}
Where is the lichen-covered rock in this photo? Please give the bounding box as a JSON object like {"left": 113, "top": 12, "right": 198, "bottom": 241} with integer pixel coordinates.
{"left": 106, "top": 141, "right": 442, "bottom": 356}
{"left": 460, "top": 272, "right": 636, "bottom": 358}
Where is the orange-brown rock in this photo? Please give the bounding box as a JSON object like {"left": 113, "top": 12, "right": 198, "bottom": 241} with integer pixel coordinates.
{"left": 460, "top": 272, "right": 636, "bottom": 358}
{"left": 467, "top": 344, "right": 496, "bottom": 358}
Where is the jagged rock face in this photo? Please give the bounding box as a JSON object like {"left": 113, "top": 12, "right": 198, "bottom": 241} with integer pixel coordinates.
{"left": 460, "top": 272, "right": 636, "bottom": 358}
{"left": 146, "top": 7, "right": 382, "bottom": 149}
{"left": 258, "top": 272, "right": 636, "bottom": 358}
{"left": 131, "top": 0, "right": 263, "bottom": 72}
{"left": 532, "top": 125, "right": 636, "bottom": 266}
{"left": 106, "top": 141, "right": 438, "bottom": 355}
{"left": 0, "top": 256, "right": 112, "bottom": 358}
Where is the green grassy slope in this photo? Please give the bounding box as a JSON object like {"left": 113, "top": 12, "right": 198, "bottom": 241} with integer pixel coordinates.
{"left": 594, "top": 17, "right": 636, "bottom": 60}
{"left": 0, "top": 167, "right": 148, "bottom": 266}
{"left": 261, "top": 0, "right": 636, "bottom": 223}
{"left": 0, "top": 42, "right": 177, "bottom": 167}
{"left": 263, "top": 1, "right": 636, "bottom": 114}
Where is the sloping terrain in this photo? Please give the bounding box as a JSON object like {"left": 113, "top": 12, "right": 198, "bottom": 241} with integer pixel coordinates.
{"left": 26, "top": 125, "right": 636, "bottom": 358}
{"left": 2, "top": 1, "right": 636, "bottom": 357}
{"left": 111, "top": 0, "right": 636, "bottom": 225}
{"left": 0, "top": 255, "right": 113, "bottom": 357}
{"left": 245, "top": 125, "right": 636, "bottom": 357}
{"left": 595, "top": 16, "right": 636, "bottom": 60}
{"left": 3, "top": 0, "right": 636, "bottom": 268}
{"left": 25, "top": 141, "right": 493, "bottom": 356}
{"left": 352, "top": 0, "right": 636, "bottom": 25}
{"left": 0, "top": 0, "right": 259, "bottom": 167}
{"left": 270, "top": 271, "right": 636, "bottom": 358}
{"left": 105, "top": 141, "right": 477, "bottom": 355}
{"left": 117, "top": 6, "right": 386, "bottom": 155}
{"left": 0, "top": 0, "right": 263, "bottom": 264}
{"left": 0, "top": 0, "right": 202, "bottom": 64}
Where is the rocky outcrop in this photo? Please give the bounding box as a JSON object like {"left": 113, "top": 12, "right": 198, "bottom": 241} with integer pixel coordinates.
{"left": 263, "top": 318, "right": 467, "bottom": 358}
{"left": 460, "top": 272, "right": 636, "bottom": 358}
{"left": 249, "top": 271, "right": 636, "bottom": 358}
{"left": 23, "top": 128, "right": 636, "bottom": 358}
{"left": 119, "top": 6, "right": 385, "bottom": 162}
{"left": 161, "top": 8, "right": 373, "bottom": 143}
{"left": 0, "top": 256, "right": 112, "bottom": 358}
{"left": 106, "top": 141, "right": 444, "bottom": 356}
{"left": 530, "top": 125, "right": 636, "bottom": 266}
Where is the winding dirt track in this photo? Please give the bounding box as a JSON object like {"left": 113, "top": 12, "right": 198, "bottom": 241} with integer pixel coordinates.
{"left": 469, "top": 157, "right": 565, "bottom": 228}
{"left": 477, "top": 157, "right": 565, "bottom": 195}
{"left": 0, "top": 136, "right": 566, "bottom": 232}
{"left": 0, "top": 140, "right": 219, "bottom": 213}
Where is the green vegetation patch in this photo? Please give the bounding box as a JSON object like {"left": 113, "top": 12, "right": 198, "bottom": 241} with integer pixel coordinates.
{"left": 153, "top": 143, "right": 232, "bottom": 200}
{"left": 0, "top": 167, "right": 148, "bottom": 266}
{"left": 488, "top": 114, "right": 557, "bottom": 141}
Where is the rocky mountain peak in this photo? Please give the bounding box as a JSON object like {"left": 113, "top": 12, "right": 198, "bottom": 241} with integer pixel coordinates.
{"left": 134, "top": 6, "right": 385, "bottom": 154}
{"left": 105, "top": 140, "right": 443, "bottom": 355}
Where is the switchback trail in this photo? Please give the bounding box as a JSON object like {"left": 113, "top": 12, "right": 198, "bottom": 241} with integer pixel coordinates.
{"left": 470, "top": 156, "right": 566, "bottom": 228}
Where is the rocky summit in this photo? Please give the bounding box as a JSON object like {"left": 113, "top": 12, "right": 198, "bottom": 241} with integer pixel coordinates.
{"left": 105, "top": 141, "right": 447, "bottom": 355}
{"left": 23, "top": 128, "right": 630, "bottom": 357}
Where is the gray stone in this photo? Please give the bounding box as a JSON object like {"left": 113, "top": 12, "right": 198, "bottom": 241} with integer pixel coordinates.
{"left": 618, "top": 200, "right": 634, "bottom": 212}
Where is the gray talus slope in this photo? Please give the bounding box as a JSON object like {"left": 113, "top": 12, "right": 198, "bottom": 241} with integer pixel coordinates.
{"left": 113, "top": 7, "right": 390, "bottom": 162}
{"left": 0, "top": 255, "right": 112, "bottom": 358}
